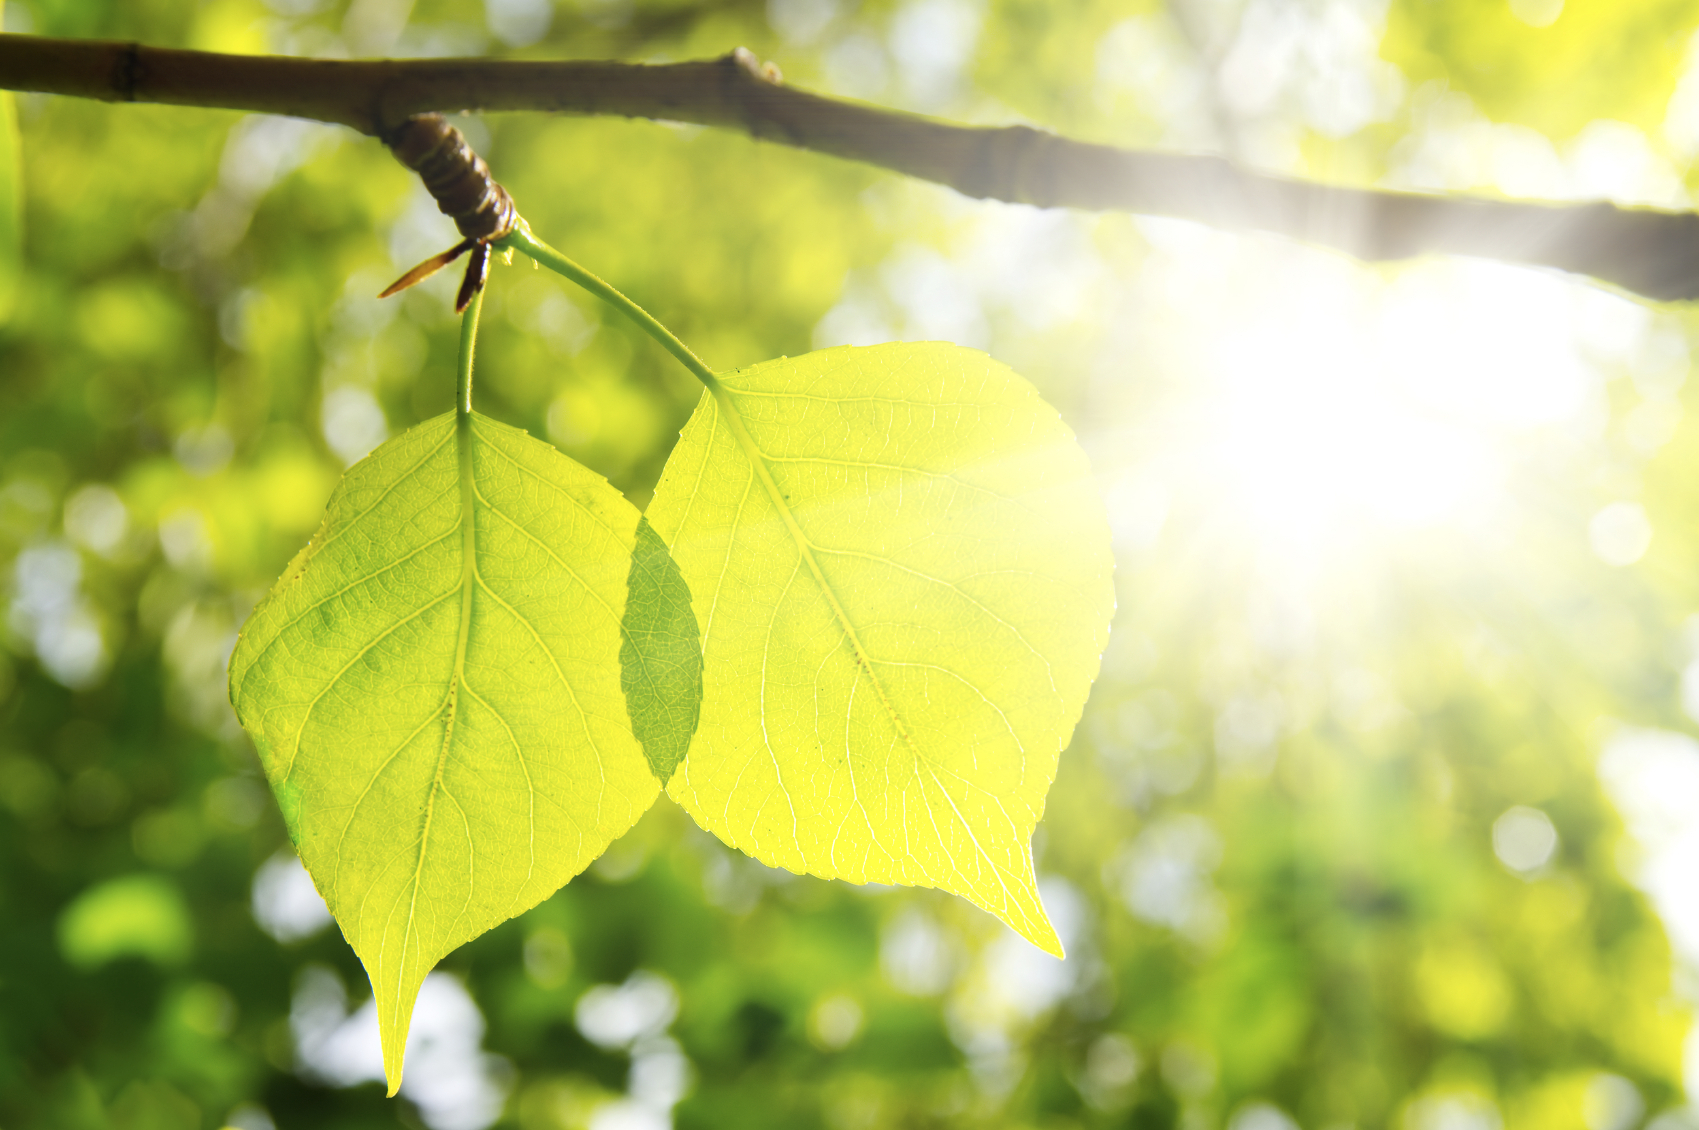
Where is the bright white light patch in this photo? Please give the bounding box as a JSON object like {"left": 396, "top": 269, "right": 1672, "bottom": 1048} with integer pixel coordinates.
{"left": 1491, "top": 806, "right": 1558, "bottom": 875}
{"left": 572, "top": 972, "right": 693, "bottom": 1130}
{"left": 1228, "top": 1101, "right": 1301, "bottom": 1130}
{"left": 1598, "top": 728, "right": 1699, "bottom": 964}
{"left": 9, "top": 541, "right": 108, "bottom": 689}
{"left": 291, "top": 966, "right": 512, "bottom": 1130}
{"left": 1589, "top": 502, "right": 1652, "bottom": 566}
{"left": 1405, "top": 1091, "right": 1503, "bottom": 1130}
{"left": 1114, "top": 815, "right": 1225, "bottom": 944}
{"left": 575, "top": 972, "right": 679, "bottom": 1050}
{"left": 251, "top": 850, "right": 332, "bottom": 943}
{"left": 1583, "top": 1073, "right": 1644, "bottom": 1130}
{"left": 323, "top": 386, "right": 389, "bottom": 467}
{"left": 63, "top": 485, "right": 128, "bottom": 556}
{"left": 879, "top": 907, "right": 955, "bottom": 995}
{"left": 1145, "top": 248, "right": 1617, "bottom": 567}
{"left": 1195, "top": 265, "right": 1494, "bottom": 552}
{"left": 485, "top": 0, "right": 550, "bottom": 47}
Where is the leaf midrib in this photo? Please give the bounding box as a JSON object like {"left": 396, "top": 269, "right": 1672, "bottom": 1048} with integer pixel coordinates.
{"left": 385, "top": 410, "right": 480, "bottom": 1066}
{"left": 704, "top": 379, "right": 920, "bottom": 760}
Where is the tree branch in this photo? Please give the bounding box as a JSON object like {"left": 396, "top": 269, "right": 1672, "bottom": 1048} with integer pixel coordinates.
{"left": 3, "top": 33, "right": 1698, "bottom": 301}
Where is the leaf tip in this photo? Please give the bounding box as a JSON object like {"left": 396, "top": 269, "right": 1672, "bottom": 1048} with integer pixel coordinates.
{"left": 368, "top": 963, "right": 430, "bottom": 1104}
{"left": 377, "top": 992, "right": 413, "bottom": 1099}
{"left": 999, "top": 868, "right": 1065, "bottom": 958}
{"left": 1020, "top": 911, "right": 1065, "bottom": 960}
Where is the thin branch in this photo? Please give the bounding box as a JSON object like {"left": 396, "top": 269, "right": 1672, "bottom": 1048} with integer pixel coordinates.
{"left": 3, "top": 33, "right": 1698, "bottom": 301}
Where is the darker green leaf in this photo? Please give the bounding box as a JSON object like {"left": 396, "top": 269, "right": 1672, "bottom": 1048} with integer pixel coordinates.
{"left": 621, "top": 515, "right": 703, "bottom": 785}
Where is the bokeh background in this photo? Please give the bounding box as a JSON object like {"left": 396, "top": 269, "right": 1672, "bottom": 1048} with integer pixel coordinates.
{"left": 5, "top": 0, "right": 1699, "bottom": 1127}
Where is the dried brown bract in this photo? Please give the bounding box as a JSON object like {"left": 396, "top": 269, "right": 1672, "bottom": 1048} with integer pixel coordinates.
{"left": 379, "top": 114, "right": 520, "bottom": 313}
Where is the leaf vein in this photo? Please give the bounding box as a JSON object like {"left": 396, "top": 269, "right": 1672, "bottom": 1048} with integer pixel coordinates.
{"left": 282, "top": 587, "right": 459, "bottom": 783}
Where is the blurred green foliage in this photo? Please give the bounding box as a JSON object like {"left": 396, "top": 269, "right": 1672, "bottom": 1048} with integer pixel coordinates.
{"left": 2, "top": 1, "right": 1699, "bottom": 1129}
{"left": 1383, "top": 0, "right": 1696, "bottom": 137}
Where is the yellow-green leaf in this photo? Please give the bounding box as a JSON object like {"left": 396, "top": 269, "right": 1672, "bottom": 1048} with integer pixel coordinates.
{"left": 229, "top": 411, "right": 656, "bottom": 1092}
{"left": 647, "top": 342, "right": 1114, "bottom": 955}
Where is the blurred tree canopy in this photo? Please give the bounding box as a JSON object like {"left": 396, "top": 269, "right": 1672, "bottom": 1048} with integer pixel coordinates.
{"left": 4, "top": 1, "right": 1699, "bottom": 1129}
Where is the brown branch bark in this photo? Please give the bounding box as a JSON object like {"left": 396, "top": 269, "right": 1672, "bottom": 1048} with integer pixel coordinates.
{"left": 3, "top": 33, "right": 1698, "bottom": 301}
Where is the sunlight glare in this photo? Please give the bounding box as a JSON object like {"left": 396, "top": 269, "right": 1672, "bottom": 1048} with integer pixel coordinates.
{"left": 1162, "top": 250, "right": 1617, "bottom": 568}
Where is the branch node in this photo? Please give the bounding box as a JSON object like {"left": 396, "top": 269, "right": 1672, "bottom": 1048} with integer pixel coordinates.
{"left": 115, "top": 42, "right": 142, "bottom": 102}
{"left": 962, "top": 124, "right": 1053, "bottom": 205}
{"left": 382, "top": 115, "right": 518, "bottom": 309}
{"left": 721, "top": 47, "right": 785, "bottom": 143}
{"left": 729, "top": 46, "right": 782, "bottom": 86}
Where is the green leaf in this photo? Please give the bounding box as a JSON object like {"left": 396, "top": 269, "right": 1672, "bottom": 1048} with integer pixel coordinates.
{"left": 620, "top": 515, "right": 703, "bottom": 784}
{"left": 57, "top": 874, "right": 193, "bottom": 970}
{"left": 229, "top": 411, "right": 657, "bottom": 1092}
{"left": 647, "top": 342, "right": 1114, "bottom": 955}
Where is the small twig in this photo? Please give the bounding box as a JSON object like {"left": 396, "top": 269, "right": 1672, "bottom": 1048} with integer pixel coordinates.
{"left": 3, "top": 33, "right": 1698, "bottom": 300}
